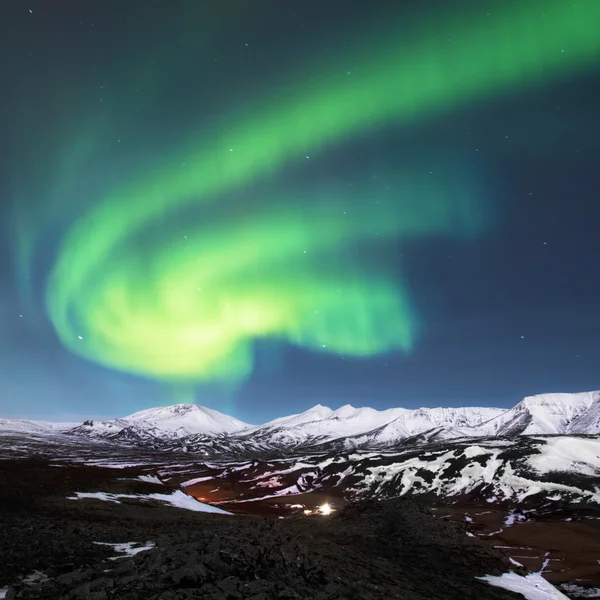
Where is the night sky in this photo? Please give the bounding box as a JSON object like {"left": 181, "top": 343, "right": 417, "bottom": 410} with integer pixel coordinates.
{"left": 1, "top": 0, "right": 599, "bottom": 424}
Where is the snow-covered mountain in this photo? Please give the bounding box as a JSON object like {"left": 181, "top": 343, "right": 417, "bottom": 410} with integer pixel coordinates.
{"left": 240, "top": 404, "right": 411, "bottom": 445}
{"left": 237, "top": 404, "right": 504, "bottom": 450}
{"left": 66, "top": 404, "right": 251, "bottom": 441}
{"left": 350, "top": 406, "right": 505, "bottom": 445}
{"left": 124, "top": 404, "right": 251, "bottom": 436}
{"left": 475, "top": 391, "right": 600, "bottom": 437}
{"left": 3, "top": 391, "right": 600, "bottom": 454}
{"left": 0, "top": 418, "right": 79, "bottom": 434}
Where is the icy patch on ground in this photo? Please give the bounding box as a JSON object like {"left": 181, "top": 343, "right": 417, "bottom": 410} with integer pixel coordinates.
{"left": 67, "top": 490, "right": 232, "bottom": 514}
{"left": 479, "top": 571, "right": 569, "bottom": 599}
{"left": 0, "top": 588, "right": 8, "bottom": 599}
{"left": 94, "top": 541, "right": 155, "bottom": 560}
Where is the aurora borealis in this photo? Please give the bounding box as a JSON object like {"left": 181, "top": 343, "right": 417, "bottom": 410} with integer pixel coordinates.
{"left": 1, "top": 0, "right": 600, "bottom": 421}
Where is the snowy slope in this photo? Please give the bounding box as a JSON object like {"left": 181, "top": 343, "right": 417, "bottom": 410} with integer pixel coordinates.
{"left": 359, "top": 406, "right": 504, "bottom": 443}
{"left": 265, "top": 404, "right": 409, "bottom": 440}
{"left": 173, "top": 435, "right": 600, "bottom": 507}
{"left": 124, "top": 404, "right": 251, "bottom": 436}
{"left": 568, "top": 394, "right": 600, "bottom": 434}
{"left": 68, "top": 419, "right": 136, "bottom": 437}
{"left": 0, "top": 419, "right": 78, "bottom": 434}
{"left": 234, "top": 404, "right": 403, "bottom": 447}
{"left": 528, "top": 436, "right": 600, "bottom": 476}
{"left": 248, "top": 404, "right": 335, "bottom": 430}
{"left": 476, "top": 392, "right": 600, "bottom": 437}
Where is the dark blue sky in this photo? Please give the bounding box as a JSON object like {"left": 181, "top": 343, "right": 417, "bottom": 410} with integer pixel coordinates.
{"left": 0, "top": 0, "right": 599, "bottom": 424}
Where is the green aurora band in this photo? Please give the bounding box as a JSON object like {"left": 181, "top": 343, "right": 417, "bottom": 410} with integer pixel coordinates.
{"left": 42, "top": 0, "right": 599, "bottom": 383}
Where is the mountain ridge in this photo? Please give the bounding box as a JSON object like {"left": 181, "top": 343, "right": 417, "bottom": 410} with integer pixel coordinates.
{"left": 2, "top": 391, "right": 599, "bottom": 454}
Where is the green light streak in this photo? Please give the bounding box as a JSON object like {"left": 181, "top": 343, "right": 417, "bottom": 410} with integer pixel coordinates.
{"left": 45, "top": 0, "right": 599, "bottom": 382}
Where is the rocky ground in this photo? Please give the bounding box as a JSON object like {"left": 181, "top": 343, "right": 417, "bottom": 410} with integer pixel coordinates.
{"left": 431, "top": 504, "right": 600, "bottom": 592}
{"left": 0, "top": 458, "right": 529, "bottom": 600}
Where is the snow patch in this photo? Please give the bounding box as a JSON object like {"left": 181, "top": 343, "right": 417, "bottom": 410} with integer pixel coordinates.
{"left": 181, "top": 476, "right": 215, "bottom": 487}
{"left": 479, "top": 571, "right": 570, "bottom": 599}
{"left": 148, "top": 490, "right": 231, "bottom": 513}
{"left": 138, "top": 474, "right": 163, "bottom": 484}
{"left": 68, "top": 492, "right": 131, "bottom": 503}
{"left": 67, "top": 490, "right": 232, "bottom": 514}
{"left": 94, "top": 541, "right": 155, "bottom": 560}
{"left": 509, "top": 558, "right": 524, "bottom": 567}
{"left": 558, "top": 584, "right": 600, "bottom": 598}
{"left": 529, "top": 437, "right": 600, "bottom": 476}
{"left": 20, "top": 571, "right": 49, "bottom": 587}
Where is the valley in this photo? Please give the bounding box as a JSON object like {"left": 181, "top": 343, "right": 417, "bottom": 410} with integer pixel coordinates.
{"left": 1, "top": 391, "right": 600, "bottom": 598}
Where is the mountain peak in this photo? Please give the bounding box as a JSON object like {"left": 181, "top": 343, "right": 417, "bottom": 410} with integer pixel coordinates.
{"left": 126, "top": 403, "right": 200, "bottom": 419}
{"left": 331, "top": 404, "right": 360, "bottom": 418}
{"left": 122, "top": 403, "right": 251, "bottom": 436}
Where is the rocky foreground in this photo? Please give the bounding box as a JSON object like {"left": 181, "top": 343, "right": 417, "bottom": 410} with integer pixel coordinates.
{"left": 0, "top": 459, "right": 532, "bottom": 600}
